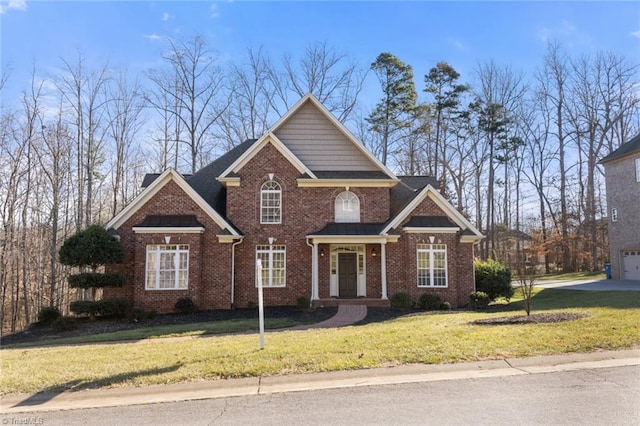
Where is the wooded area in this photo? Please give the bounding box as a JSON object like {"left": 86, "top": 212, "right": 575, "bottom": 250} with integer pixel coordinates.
{"left": 1, "top": 35, "right": 638, "bottom": 333}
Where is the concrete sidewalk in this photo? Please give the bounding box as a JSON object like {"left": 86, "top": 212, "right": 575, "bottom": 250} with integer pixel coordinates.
{"left": 2, "top": 348, "right": 639, "bottom": 414}
{"left": 290, "top": 304, "right": 367, "bottom": 330}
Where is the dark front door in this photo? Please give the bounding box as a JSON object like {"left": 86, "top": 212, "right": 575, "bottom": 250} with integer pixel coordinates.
{"left": 338, "top": 253, "right": 358, "bottom": 297}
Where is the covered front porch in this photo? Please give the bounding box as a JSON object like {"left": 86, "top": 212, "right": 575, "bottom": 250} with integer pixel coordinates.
{"left": 306, "top": 223, "right": 399, "bottom": 305}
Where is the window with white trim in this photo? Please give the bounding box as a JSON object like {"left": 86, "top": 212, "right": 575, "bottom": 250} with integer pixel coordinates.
{"left": 256, "top": 245, "right": 286, "bottom": 287}
{"left": 146, "top": 244, "right": 189, "bottom": 290}
{"left": 335, "top": 191, "right": 360, "bottom": 223}
{"left": 261, "top": 181, "right": 281, "bottom": 224}
{"left": 417, "top": 244, "right": 448, "bottom": 287}
{"left": 636, "top": 158, "right": 640, "bottom": 182}
{"left": 611, "top": 208, "right": 618, "bottom": 222}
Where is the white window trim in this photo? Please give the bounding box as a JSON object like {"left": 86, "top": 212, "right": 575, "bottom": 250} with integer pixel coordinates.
{"left": 335, "top": 191, "right": 360, "bottom": 223}
{"left": 417, "top": 244, "right": 448, "bottom": 288}
{"left": 145, "top": 244, "right": 189, "bottom": 290}
{"left": 611, "top": 208, "right": 618, "bottom": 222}
{"left": 636, "top": 158, "right": 640, "bottom": 183}
{"left": 256, "top": 245, "right": 286, "bottom": 288}
{"left": 260, "top": 180, "right": 282, "bottom": 224}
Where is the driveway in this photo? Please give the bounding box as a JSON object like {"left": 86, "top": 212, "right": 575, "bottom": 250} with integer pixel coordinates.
{"left": 537, "top": 278, "right": 640, "bottom": 291}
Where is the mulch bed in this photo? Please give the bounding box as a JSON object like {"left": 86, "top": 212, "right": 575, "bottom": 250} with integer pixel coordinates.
{"left": 471, "top": 312, "right": 588, "bottom": 325}
{"left": 0, "top": 306, "right": 338, "bottom": 346}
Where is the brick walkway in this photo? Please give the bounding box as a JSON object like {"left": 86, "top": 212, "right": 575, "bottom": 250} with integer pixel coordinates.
{"left": 290, "top": 305, "right": 367, "bottom": 330}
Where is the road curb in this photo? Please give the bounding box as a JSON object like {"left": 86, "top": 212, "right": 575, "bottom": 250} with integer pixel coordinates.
{"left": 2, "top": 348, "right": 639, "bottom": 414}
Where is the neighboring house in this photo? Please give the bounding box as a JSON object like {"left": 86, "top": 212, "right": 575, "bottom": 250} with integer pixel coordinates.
{"left": 600, "top": 133, "right": 640, "bottom": 280}
{"left": 104, "top": 94, "right": 483, "bottom": 313}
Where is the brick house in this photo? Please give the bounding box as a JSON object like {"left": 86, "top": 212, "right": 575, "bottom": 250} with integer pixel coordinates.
{"left": 601, "top": 133, "right": 640, "bottom": 280}
{"left": 104, "top": 94, "right": 483, "bottom": 313}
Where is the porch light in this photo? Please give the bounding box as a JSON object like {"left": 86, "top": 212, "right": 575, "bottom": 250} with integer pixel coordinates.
{"left": 371, "top": 247, "right": 377, "bottom": 257}
{"left": 320, "top": 248, "right": 325, "bottom": 257}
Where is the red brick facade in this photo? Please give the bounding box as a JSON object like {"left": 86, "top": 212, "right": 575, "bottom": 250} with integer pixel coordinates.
{"left": 105, "top": 101, "right": 481, "bottom": 314}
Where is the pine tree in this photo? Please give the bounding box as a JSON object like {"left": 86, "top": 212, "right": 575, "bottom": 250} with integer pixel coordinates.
{"left": 366, "top": 52, "right": 417, "bottom": 165}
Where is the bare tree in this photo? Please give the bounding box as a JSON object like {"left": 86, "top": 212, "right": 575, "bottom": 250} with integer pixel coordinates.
{"left": 567, "top": 52, "right": 639, "bottom": 270}
{"left": 218, "top": 47, "right": 274, "bottom": 150}
{"left": 474, "top": 61, "right": 526, "bottom": 258}
{"left": 104, "top": 72, "right": 144, "bottom": 217}
{"left": 57, "top": 53, "right": 111, "bottom": 229}
{"left": 269, "top": 41, "right": 366, "bottom": 122}
{"left": 146, "top": 34, "right": 229, "bottom": 173}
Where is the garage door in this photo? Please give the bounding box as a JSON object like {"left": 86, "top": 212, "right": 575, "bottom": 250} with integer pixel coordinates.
{"left": 623, "top": 251, "right": 640, "bottom": 280}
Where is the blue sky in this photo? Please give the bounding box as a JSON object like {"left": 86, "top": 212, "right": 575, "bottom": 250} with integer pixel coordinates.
{"left": 1, "top": 1, "right": 639, "bottom": 111}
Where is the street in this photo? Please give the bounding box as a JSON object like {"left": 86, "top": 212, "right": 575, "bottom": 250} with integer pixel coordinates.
{"left": 3, "top": 365, "right": 639, "bottom": 426}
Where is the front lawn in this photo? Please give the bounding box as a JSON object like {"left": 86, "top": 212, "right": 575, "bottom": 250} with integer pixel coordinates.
{"left": 1, "top": 288, "right": 639, "bottom": 395}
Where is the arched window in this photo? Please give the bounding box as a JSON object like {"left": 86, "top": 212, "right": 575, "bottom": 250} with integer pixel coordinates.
{"left": 261, "top": 181, "right": 281, "bottom": 224}
{"left": 335, "top": 191, "right": 360, "bottom": 223}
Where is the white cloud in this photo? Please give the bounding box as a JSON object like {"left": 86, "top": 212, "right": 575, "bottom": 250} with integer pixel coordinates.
{"left": 537, "top": 19, "right": 577, "bottom": 42}
{"left": 0, "top": 0, "right": 27, "bottom": 14}
{"left": 631, "top": 30, "right": 640, "bottom": 39}
{"left": 162, "top": 12, "right": 172, "bottom": 22}
{"left": 144, "top": 34, "right": 161, "bottom": 41}
{"left": 447, "top": 37, "right": 465, "bottom": 51}
{"left": 210, "top": 4, "right": 219, "bottom": 18}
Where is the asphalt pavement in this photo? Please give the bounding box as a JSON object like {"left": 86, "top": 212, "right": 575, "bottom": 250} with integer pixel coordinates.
{"left": 2, "top": 348, "right": 639, "bottom": 414}
{"left": 536, "top": 278, "right": 640, "bottom": 291}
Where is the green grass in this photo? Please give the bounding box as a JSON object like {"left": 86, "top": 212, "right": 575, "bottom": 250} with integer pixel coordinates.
{"left": 1, "top": 288, "right": 639, "bottom": 396}
{"left": 3, "top": 318, "right": 298, "bottom": 349}
{"left": 535, "top": 271, "right": 605, "bottom": 281}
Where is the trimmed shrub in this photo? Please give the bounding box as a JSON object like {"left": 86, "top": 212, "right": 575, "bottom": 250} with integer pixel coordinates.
{"left": 390, "top": 292, "right": 412, "bottom": 310}
{"left": 127, "top": 308, "right": 156, "bottom": 323}
{"left": 51, "top": 316, "right": 77, "bottom": 332}
{"left": 37, "top": 306, "right": 62, "bottom": 325}
{"left": 247, "top": 301, "right": 258, "bottom": 310}
{"left": 296, "top": 295, "right": 311, "bottom": 312}
{"left": 68, "top": 272, "right": 125, "bottom": 289}
{"left": 439, "top": 301, "right": 452, "bottom": 311}
{"left": 59, "top": 224, "right": 124, "bottom": 269}
{"left": 174, "top": 297, "right": 197, "bottom": 314}
{"left": 474, "top": 259, "right": 514, "bottom": 301}
{"left": 469, "top": 291, "right": 490, "bottom": 310}
{"left": 417, "top": 293, "right": 442, "bottom": 311}
{"left": 70, "top": 298, "right": 132, "bottom": 318}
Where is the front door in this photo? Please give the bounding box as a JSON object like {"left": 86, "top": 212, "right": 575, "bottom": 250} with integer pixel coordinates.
{"left": 338, "top": 252, "right": 358, "bottom": 297}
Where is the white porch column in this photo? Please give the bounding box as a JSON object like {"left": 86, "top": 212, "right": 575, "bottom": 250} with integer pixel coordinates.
{"left": 381, "top": 242, "right": 388, "bottom": 299}
{"left": 312, "top": 242, "right": 320, "bottom": 300}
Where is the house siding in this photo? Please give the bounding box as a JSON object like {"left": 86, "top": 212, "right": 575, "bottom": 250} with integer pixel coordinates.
{"left": 604, "top": 155, "right": 640, "bottom": 279}
{"left": 274, "top": 101, "right": 378, "bottom": 171}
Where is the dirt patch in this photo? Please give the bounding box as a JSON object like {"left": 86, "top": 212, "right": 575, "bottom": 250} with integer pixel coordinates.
{"left": 471, "top": 312, "right": 588, "bottom": 325}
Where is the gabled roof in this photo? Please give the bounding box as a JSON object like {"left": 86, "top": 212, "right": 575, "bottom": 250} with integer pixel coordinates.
{"left": 404, "top": 216, "right": 457, "bottom": 228}
{"left": 105, "top": 168, "right": 240, "bottom": 236}
{"left": 600, "top": 133, "right": 640, "bottom": 164}
{"left": 136, "top": 215, "right": 203, "bottom": 228}
{"left": 312, "top": 222, "right": 387, "bottom": 236}
{"left": 186, "top": 139, "right": 255, "bottom": 215}
{"left": 382, "top": 184, "right": 483, "bottom": 242}
{"left": 219, "top": 94, "right": 398, "bottom": 181}
{"left": 218, "top": 132, "right": 317, "bottom": 179}
{"left": 390, "top": 176, "right": 439, "bottom": 218}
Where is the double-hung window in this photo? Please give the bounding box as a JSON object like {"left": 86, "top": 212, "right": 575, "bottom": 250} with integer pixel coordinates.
{"left": 417, "top": 244, "right": 448, "bottom": 287}
{"left": 256, "top": 245, "right": 286, "bottom": 287}
{"left": 261, "top": 181, "right": 282, "bottom": 224}
{"left": 146, "top": 244, "right": 189, "bottom": 290}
